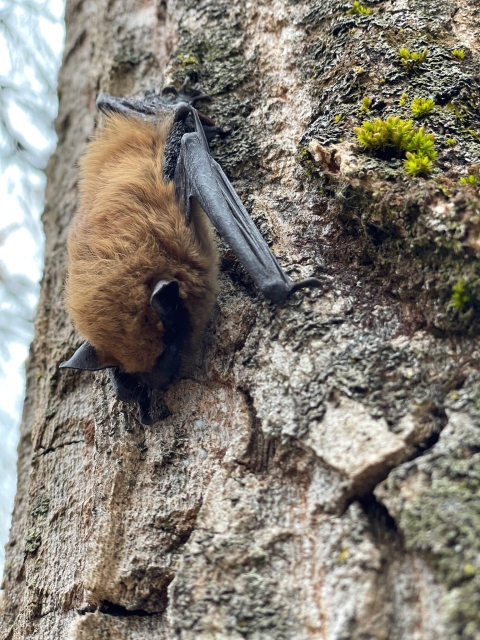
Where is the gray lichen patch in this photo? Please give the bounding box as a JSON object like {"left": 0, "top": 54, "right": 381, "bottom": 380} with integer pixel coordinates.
{"left": 25, "top": 527, "right": 43, "bottom": 554}
{"left": 376, "top": 411, "right": 480, "bottom": 639}
{"left": 31, "top": 496, "right": 50, "bottom": 519}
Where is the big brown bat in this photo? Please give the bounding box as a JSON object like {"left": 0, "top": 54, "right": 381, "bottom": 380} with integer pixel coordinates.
{"left": 60, "top": 79, "right": 321, "bottom": 423}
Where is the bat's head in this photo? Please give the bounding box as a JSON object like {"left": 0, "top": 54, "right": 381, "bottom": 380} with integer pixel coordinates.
{"left": 60, "top": 279, "right": 190, "bottom": 393}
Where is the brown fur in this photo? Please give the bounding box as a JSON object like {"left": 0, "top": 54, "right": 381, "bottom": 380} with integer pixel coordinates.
{"left": 65, "top": 114, "right": 219, "bottom": 373}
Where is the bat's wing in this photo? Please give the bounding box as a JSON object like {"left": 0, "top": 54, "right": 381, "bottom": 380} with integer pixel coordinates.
{"left": 59, "top": 341, "right": 110, "bottom": 371}
{"left": 175, "top": 108, "right": 322, "bottom": 304}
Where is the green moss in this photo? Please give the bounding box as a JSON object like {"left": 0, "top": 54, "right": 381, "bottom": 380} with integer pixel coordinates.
{"left": 451, "top": 278, "right": 471, "bottom": 310}
{"left": 298, "top": 148, "right": 318, "bottom": 179}
{"left": 177, "top": 54, "right": 199, "bottom": 65}
{"left": 404, "top": 151, "right": 434, "bottom": 176}
{"left": 355, "top": 117, "right": 436, "bottom": 159}
{"left": 437, "top": 183, "right": 453, "bottom": 197}
{"left": 465, "top": 128, "right": 480, "bottom": 143}
{"left": 459, "top": 175, "right": 478, "bottom": 185}
{"left": 336, "top": 547, "right": 349, "bottom": 563}
{"left": 360, "top": 96, "right": 372, "bottom": 113}
{"left": 452, "top": 49, "right": 465, "bottom": 60}
{"left": 411, "top": 97, "right": 435, "bottom": 118}
{"left": 446, "top": 138, "right": 456, "bottom": 146}
{"left": 399, "top": 92, "right": 408, "bottom": 107}
{"left": 355, "top": 116, "right": 437, "bottom": 175}
{"left": 175, "top": 53, "right": 200, "bottom": 77}
{"left": 398, "top": 47, "right": 428, "bottom": 69}
{"left": 346, "top": 1, "right": 371, "bottom": 16}
{"left": 446, "top": 101, "right": 463, "bottom": 118}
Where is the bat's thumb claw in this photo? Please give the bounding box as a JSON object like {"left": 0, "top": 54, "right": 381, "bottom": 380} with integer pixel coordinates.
{"left": 289, "top": 277, "right": 323, "bottom": 295}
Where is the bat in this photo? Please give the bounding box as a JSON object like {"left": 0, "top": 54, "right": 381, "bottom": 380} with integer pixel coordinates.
{"left": 60, "top": 78, "right": 322, "bottom": 424}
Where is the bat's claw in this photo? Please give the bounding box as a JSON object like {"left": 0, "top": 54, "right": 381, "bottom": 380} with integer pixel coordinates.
{"left": 163, "top": 76, "right": 212, "bottom": 107}
{"left": 289, "top": 277, "right": 323, "bottom": 295}
{"left": 138, "top": 398, "right": 153, "bottom": 425}
{"left": 182, "top": 77, "right": 197, "bottom": 92}
{"left": 161, "top": 85, "right": 179, "bottom": 98}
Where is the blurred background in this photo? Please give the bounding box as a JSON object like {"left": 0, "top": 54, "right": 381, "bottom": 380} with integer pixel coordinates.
{"left": 0, "top": 0, "right": 64, "bottom": 571}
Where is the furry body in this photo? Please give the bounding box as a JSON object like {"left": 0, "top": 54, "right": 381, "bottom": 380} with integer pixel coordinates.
{"left": 65, "top": 114, "right": 219, "bottom": 374}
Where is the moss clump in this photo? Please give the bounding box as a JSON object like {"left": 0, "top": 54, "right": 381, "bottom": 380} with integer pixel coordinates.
{"left": 403, "top": 151, "right": 434, "bottom": 176}
{"left": 446, "top": 138, "right": 456, "bottom": 146}
{"left": 346, "top": 1, "right": 371, "bottom": 15}
{"left": 177, "top": 54, "right": 199, "bottom": 66}
{"left": 399, "top": 92, "right": 408, "bottom": 106}
{"left": 411, "top": 97, "right": 435, "bottom": 118}
{"left": 355, "top": 116, "right": 437, "bottom": 175}
{"left": 451, "top": 278, "right": 471, "bottom": 310}
{"left": 452, "top": 49, "right": 465, "bottom": 60}
{"left": 176, "top": 53, "right": 200, "bottom": 73}
{"left": 459, "top": 175, "right": 477, "bottom": 185}
{"left": 360, "top": 96, "right": 372, "bottom": 113}
{"left": 398, "top": 47, "right": 428, "bottom": 70}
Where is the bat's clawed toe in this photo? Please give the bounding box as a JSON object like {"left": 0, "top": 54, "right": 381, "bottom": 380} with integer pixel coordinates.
{"left": 140, "top": 392, "right": 172, "bottom": 425}
{"left": 260, "top": 277, "right": 323, "bottom": 303}
{"left": 203, "top": 125, "right": 226, "bottom": 141}
{"left": 191, "top": 93, "right": 212, "bottom": 105}
{"left": 138, "top": 398, "right": 153, "bottom": 425}
{"left": 289, "top": 277, "right": 324, "bottom": 295}
{"left": 163, "top": 76, "right": 212, "bottom": 108}
{"left": 161, "top": 85, "right": 179, "bottom": 98}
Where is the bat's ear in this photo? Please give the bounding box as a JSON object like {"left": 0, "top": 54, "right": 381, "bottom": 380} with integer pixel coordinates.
{"left": 150, "top": 280, "right": 180, "bottom": 330}
{"left": 59, "top": 341, "right": 111, "bottom": 371}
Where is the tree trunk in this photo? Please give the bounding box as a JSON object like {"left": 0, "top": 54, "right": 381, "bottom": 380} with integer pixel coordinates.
{"left": 2, "top": 0, "right": 480, "bottom": 638}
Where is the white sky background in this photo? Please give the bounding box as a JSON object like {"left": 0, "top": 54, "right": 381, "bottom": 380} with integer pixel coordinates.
{"left": 0, "top": 0, "right": 65, "bottom": 571}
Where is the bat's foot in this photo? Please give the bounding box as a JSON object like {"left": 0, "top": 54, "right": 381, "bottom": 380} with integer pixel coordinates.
{"left": 138, "top": 394, "right": 153, "bottom": 425}
{"left": 162, "top": 77, "right": 225, "bottom": 135}
{"left": 138, "top": 390, "right": 171, "bottom": 425}
{"left": 162, "top": 76, "right": 212, "bottom": 108}
{"left": 97, "top": 77, "right": 213, "bottom": 123}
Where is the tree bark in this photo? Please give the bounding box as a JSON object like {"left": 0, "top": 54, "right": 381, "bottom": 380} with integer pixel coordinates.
{"left": 2, "top": 0, "right": 480, "bottom": 638}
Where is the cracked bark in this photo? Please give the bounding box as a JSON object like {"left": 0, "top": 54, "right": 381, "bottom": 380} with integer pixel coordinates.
{"left": 1, "top": 0, "right": 480, "bottom": 638}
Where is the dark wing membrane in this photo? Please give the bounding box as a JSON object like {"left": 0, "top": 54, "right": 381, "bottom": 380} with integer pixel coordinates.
{"left": 59, "top": 341, "right": 111, "bottom": 371}
{"left": 174, "top": 108, "right": 303, "bottom": 303}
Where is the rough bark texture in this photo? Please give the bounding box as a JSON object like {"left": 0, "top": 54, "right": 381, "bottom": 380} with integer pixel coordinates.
{"left": 2, "top": 0, "right": 480, "bottom": 638}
